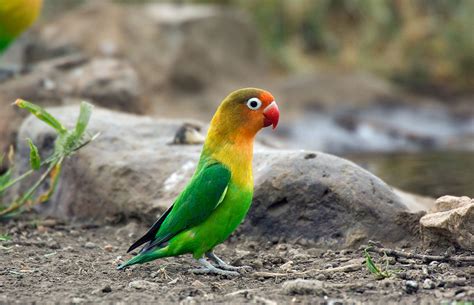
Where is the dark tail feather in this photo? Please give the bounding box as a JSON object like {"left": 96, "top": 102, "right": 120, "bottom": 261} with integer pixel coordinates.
{"left": 127, "top": 205, "right": 174, "bottom": 253}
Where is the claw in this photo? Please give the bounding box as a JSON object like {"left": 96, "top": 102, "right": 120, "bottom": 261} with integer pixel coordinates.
{"left": 190, "top": 258, "right": 239, "bottom": 276}
{"left": 205, "top": 252, "right": 252, "bottom": 273}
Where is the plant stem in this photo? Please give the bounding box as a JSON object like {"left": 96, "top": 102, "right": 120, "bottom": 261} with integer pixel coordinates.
{"left": 0, "top": 157, "right": 64, "bottom": 217}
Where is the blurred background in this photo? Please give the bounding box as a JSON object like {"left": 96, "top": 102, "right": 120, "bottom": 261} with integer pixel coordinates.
{"left": 1, "top": 0, "right": 473, "bottom": 197}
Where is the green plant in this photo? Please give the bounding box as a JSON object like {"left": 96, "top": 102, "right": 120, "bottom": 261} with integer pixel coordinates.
{"left": 0, "top": 100, "right": 98, "bottom": 218}
{"left": 0, "top": 234, "right": 11, "bottom": 241}
{"left": 364, "top": 248, "right": 391, "bottom": 280}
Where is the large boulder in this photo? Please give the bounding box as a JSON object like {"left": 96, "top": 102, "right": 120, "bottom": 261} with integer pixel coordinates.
{"left": 420, "top": 196, "right": 474, "bottom": 251}
{"left": 14, "top": 105, "right": 421, "bottom": 248}
{"left": 27, "top": 2, "right": 265, "bottom": 118}
{"left": 0, "top": 56, "right": 142, "bottom": 153}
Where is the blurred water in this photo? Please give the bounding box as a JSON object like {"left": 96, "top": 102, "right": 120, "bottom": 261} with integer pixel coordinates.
{"left": 284, "top": 105, "right": 474, "bottom": 153}
{"left": 346, "top": 151, "right": 474, "bottom": 198}
{"left": 276, "top": 104, "right": 474, "bottom": 198}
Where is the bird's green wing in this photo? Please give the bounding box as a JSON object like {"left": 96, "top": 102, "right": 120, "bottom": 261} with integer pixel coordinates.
{"left": 128, "top": 161, "right": 230, "bottom": 253}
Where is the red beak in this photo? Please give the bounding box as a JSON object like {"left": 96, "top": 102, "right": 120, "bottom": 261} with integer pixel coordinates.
{"left": 263, "top": 101, "right": 279, "bottom": 130}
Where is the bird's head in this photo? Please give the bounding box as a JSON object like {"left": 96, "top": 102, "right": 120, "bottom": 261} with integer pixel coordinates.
{"left": 210, "top": 88, "right": 280, "bottom": 140}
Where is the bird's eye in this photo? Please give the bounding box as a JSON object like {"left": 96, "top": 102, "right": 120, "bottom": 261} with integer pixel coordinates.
{"left": 246, "top": 97, "right": 262, "bottom": 110}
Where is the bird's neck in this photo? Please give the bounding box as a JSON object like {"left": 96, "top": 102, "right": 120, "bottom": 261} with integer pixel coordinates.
{"left": 200, "top": 125, "right": 255, "bottom": 188}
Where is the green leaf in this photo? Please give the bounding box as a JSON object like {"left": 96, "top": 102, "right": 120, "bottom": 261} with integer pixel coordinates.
{"left": 0, "top": 234, "right": 11, "bottom": 241}
{"left": 0, "top": 169, "right": 12, "bottom": 194}
{"left": 27, "top": 139, "right": 41, "bottom": 170}
{"left": 364, "top": 249, "right": 381, "bottom": 275}
{"left": 74, "top": 102, "right": 93, "bottom": 139}
{"left": 15, "top": 99, "right": 67, "bottom": 134}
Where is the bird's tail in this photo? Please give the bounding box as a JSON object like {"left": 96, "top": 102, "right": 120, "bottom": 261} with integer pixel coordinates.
{"left": 117, "top": 247, "right": 168, "bottom": 270}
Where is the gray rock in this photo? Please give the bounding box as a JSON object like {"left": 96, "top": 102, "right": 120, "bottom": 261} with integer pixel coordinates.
{"left": 28, "top": 2, "right": 264, "bottom": 118}
{"left": 84, "top": 242, "right": 97, "bottom": 249}
{"left": 15, "top": 106, "right": 420, "bottom": 247}
{"left": 404, "top": 280, "right": 419, "bottom": 294}
{"left": 0, "top": 56, "right": 143, "bottom": 153}
{"left": 422, "top": 279, "right": 435, "bottom": 290}
{"left": 420, "top": 196, "right": 474, "bottom": 251}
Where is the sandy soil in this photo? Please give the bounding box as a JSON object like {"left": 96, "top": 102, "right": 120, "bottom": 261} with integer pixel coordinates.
{"left": 0, "top": 216, "right": 472, "bottom": 304}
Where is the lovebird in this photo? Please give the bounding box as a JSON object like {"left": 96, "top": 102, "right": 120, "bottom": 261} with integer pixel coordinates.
{"left": 118, "top": 88, "right": 280, "bottom": 275}
{"left": 0, "top": 0, "right": 42, "bottom": 53}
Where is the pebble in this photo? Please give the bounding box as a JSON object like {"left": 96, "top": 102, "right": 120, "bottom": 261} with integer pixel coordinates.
{"left": 340, "top": 249, "right": 353, "bottom": 255}
{"left": 36, "top": 226, "right": 47, "bottom": 233}
{"left": 102, "top": 285, "right": 112, "bottom": 293}
{"left": 282, "top": 279, "right": 327, "bottom": 296}
{"left": 422, "top": 265, "right": 429, "bottom": 276}
{"left": 279, "top": 260, "right": 293, "bottom": 272}
{"left": 429, "top": 261, "right": 439, "bottom": 267}
{"left": 84, "top": 242, "right": 97, "bottom": 249}
{"left": 192, "top": 280, "right": 206, "bottom": 288}
{"left": 48, "top": 241, "right": 61, "bottom": 250}
{"left": 315, "top": 273, "right": 327, "bottom": 281}
{"left": 103, "top": 244, "right": 113, "bottom": 252}
{"left": 128, "top": 280, "right": 159, "bottom": 290}
{"left": 71, "top": 297, "right": 86, "bottom": 304}
{"left": 422, "top": 279, "right": 435, "bottom": 290}
{"left": 437, "top": 262, "right": 450, "bottom": 273}
{"left": 404, "top": 280, "right": 418, "bottom": 294}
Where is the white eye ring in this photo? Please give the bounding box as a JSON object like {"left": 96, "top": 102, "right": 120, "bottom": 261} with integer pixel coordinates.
{"left": 246, "top": 97, "right": 262, "bottom": 110}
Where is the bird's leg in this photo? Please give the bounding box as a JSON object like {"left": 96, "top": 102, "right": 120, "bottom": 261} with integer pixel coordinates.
{"left": 189, "top": 258, "right": 239, "bottom": 276}
{"left": 205, "top": 252, "right": 252, "bottom": 271}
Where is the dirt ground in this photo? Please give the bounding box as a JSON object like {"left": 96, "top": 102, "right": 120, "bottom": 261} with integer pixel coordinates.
{"left": 0, "top": 215, "right": 472, "bottom": 304}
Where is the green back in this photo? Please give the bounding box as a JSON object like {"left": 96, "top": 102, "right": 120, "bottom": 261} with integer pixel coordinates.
{"left": 142, "top": 160, "right": 231, "bottom": 251}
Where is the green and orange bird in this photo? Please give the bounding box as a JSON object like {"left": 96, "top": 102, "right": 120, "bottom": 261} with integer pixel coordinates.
{"left": 118, "top": 88, "right": 280, "bottom": 275}
{"left": 0, "top": 0, "right": 42, "bottom": 53}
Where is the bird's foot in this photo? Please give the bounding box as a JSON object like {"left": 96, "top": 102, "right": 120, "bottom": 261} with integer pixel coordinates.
{"left": 190, "top": 266, "right": 239, "bottom": 276}
{"left": 216, "top": 263, "right": 252, "bottom": 272}
{"left": 190, "top": 258, "right": 239, "bottom": 276}
{"left": 205, "top": 252, "right": 252, "bottom": 273}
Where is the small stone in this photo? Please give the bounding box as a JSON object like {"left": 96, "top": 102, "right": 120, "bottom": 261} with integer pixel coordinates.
{"left": 422, "top": 266, "right": 429, "bottom": 276}
{"left": 282, "top": 279, "right": 326, "bottom": 296}
{"left": 101, "top": 285, "right": 112, "bottom": 293}
{"left": 322, "top": 250, "right": 335, "bottom": 258}
{"left": 103, "top": 244, "right": 113, "bottom": 252}
{"left": 404, "top": 280, "right": 418, "bottom": 294}
{"left": 42, "top": 219, "right": 58, "bottom": 227}
{"left": 297, "top": 238, "right": 309, "bottom": 247}
{"left": 84, "top": 242, "right": 97, "bottom": 249}
{"left": 429, "top": 261, "right": 439, "bottom": 267}
{"left": 422, "top": 279, "right": 435, "bottom": 290}
{"left": 37, "top": 225, "right": 47, "bottom": 233}
{"left": 437, "top": 262, "right": 450, "bottom": 273}
{"left": 71, "top": 297, "right": 86, "bottom": 304}
{"left": 48, "top": 241, "right": 60, "bottom": 250}
{"left": 128, "top": 280, "right": 159, "bottom": 290}
{"left": 279, "top": 260, "right": 293, "bottom": 272}
{"left": 314, "top": 273, "right": 327, "bottom": 281}
{"left": 340, "top": 249, "right": 353, "bottom": 255}
{"left": 191, "top": 280, "right": 205, "bottom": 288}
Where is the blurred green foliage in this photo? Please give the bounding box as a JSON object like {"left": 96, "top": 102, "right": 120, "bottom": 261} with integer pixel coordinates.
{"left": 223, "top": 0, "right": 474, "bottom": 94}
{"left": 43, "top": 0, "right": 474, "bottom": 93}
